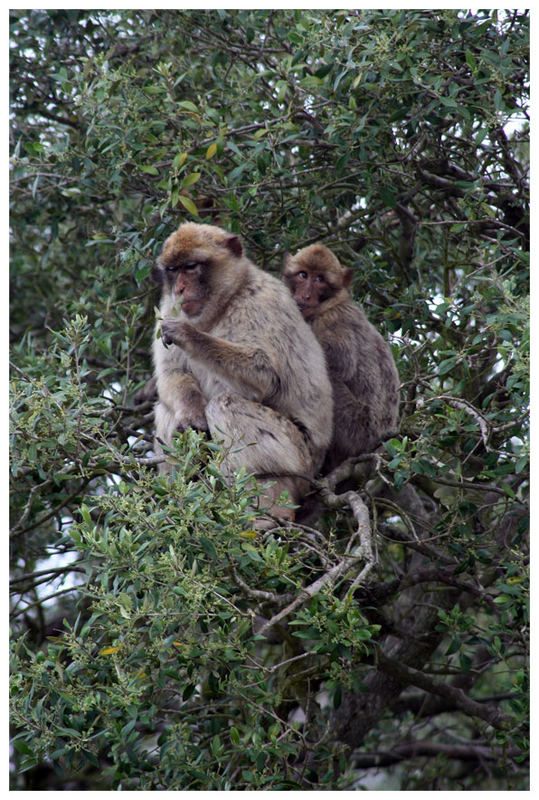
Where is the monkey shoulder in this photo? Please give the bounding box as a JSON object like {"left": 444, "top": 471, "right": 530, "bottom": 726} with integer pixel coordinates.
{"left": 244, "top": 268, "right": 332, "bottom": 416}
{"left": 312, "top": 301, "right": 363, "bottom": 366}
{"left": 224, "top": 266, "right": 312, "bottom": 345}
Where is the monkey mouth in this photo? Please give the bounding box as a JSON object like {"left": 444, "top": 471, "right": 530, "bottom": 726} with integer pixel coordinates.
{"left": 181, "top": 298, "right": 204, "bottom": 316}
{"left": 297, "top": 302, "right": 317, "bottom": 317}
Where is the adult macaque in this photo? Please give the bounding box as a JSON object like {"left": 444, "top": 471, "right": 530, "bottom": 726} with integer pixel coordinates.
{"left": 152, "top": 223, "right": 333, "bottom": 520}
{"left": 283, "top": 244, "right": 399, "bottom": 473}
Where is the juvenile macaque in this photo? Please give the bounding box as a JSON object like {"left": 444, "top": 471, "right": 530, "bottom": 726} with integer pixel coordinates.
{"left": 283, "top": 244, "right": 399, "bottom": 473}
{"left": 152, "top": 223, "right": 333, "bottom": 520}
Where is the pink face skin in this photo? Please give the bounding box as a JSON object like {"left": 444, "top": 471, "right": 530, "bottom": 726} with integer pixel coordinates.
{"left": 290, "top": 270, "right": 329, "bottom": 319}
{"left": 166, "top": 262, "right": 207, "bottom": 317}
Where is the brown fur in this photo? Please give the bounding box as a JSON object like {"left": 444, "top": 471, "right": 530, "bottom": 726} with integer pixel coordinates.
{"left": 152, "top": 223, "right": 333, "bottom": 519}
{"left": 283, "top": 243, "right": 399, "bottom": 473}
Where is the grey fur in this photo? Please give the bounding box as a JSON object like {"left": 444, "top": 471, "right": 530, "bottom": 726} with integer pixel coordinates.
{"left": 152, "top": 223, "right": 334, "bottom": 518}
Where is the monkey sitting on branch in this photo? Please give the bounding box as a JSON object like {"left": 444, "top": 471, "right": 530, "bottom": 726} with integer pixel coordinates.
{"left": 283, "top": 244, "right": 399, "bottom": 474}
{"left": 151, "top": 223, "right": 333, "bottom": 522}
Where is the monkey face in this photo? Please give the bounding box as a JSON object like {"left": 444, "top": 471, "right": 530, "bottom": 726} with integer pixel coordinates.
{"left": 154, "top": 223, "right": 245, "bottom": 318}
{"left": 162, "top": 261, "right": 209, "bottom": 317}
{"left": 287, "top": 270, "right": 331, "bottom": 320}
{"left": 283, "top": 245, "right": 353, "bottom": 321}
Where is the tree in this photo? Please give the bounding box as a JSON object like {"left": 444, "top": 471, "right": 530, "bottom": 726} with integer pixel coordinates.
{"left": 10, "top": 9, "right": 529, "bottom": 791}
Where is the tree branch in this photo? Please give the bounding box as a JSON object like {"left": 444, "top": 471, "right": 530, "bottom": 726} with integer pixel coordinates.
{"left": 353, "top": 740, "right": 523, "bottom": 768}
{"left": 257, "top": 492, "right": 374, "bottom": 635}
{"left": 376, "top": 649, "right": 511, "bottom": 732}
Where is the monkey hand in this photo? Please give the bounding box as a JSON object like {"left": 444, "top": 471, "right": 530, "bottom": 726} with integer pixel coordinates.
{"left": 160, "top": 318, "right": 196, "bottom": 349}
{"left": 171, "top": 393, "right": 209, "bottom": 434}
{"left": 177, "top": 411, "right": 209, "bottom": 434}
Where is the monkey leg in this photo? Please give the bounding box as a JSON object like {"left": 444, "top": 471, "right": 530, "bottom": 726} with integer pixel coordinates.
{"left": 154, "top": 396, "right": 208, "bottom": 474}
{"left": 205, "top": 392, "right": 314, "bottom": 520}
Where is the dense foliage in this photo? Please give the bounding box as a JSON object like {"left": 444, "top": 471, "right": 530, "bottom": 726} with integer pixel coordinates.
{"left": 10, "top": 9, "right": 529, "bottom": 791}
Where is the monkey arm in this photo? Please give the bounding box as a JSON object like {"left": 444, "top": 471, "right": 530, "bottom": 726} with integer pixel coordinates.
{"left": 328, "top": 377, "right": 388, "bottom": 462}
{"left": 323, "top": 342, "right": 359, "bottom": 386}
{"left": 156, "top": 367, "right": 208, "bottom": 432}
{"left": 331, "top": 378, "right": 370, "bottom": 420}
{"left": 331, "top": 378, "right": 377, "bottom": 448}
{"left": 160, "top": 318, "right": 280, "bottom": 401}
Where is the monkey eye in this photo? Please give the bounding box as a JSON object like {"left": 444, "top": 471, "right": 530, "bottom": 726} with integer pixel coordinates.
{"left": 314, "top": 275, "right": 325, "bottom": 283}
{"left": 165, "top": 263, "right": 179, "bottom": 273}
{"left": 297, "top": 271, "right": 308, "bottom": 280}
{"left": 183, "top": 261, "right": 199, "bottom": 271}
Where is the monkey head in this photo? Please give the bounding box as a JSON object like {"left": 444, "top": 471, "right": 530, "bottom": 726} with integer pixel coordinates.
{"left": 283, "top": 244, "right": 353, "bottom": 321}
{"left": 153, "top": 223, "right": 247, "bottom": 319}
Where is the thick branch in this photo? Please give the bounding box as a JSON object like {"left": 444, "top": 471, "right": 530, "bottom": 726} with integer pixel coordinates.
{"left": 331, "top": 478, "right": 507, "bottom": 747}
{"left": 353, "top": 565, "right": 494, "bottom": 609}
{"left": 354, "top": 740, "right": 523, "bottom": 769}
{"left": 391, "top": 691, "right": 519, "bottom": 720}
{"left": 376, "top": 650, "right": 511, "bottom": 731}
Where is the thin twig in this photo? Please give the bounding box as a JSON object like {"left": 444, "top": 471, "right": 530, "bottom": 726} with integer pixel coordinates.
{"left": 258, "top": 491, "right": 375, "bottom": 635}
{"left": 229, "top": 561, "right": 294, "bottom": 604}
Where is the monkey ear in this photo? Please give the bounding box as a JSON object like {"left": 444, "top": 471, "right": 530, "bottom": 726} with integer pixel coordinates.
{"left": 225, "top": 235, "right": 243, "bottom": 258}
{"left": 343, "top": 268, "right": 354, "bottom": 289}
{"left": 282, "top": 251, "right": 292, "bottom": 273}
{"left": 151, "top": 260, "right": 163, "bottom": 284}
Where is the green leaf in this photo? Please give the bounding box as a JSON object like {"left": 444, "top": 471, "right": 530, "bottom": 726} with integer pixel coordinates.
{"left": 515, "top": 456, "right": 528, "bottom": 475}
{"left": 438, "top": 356, "right": 459, "bottom": 375}
{"left": 465, "top": 49, "right": 477, "bottom": 72}
{"left": 181, "top": 172, "right": 201, "bottom": 189}
{"left": 173, "top": 152, "right": 187, "bottom": 170}
{"left": 178, "top": 195, "right": 199, "bottom": 216}
{"left": 493, "top": 595, "right": 512, "bottom": 604}
{"left": 177, "top": 100, "right": 199, "bottom": 113}
{"left": 13, "top": 739, "right": 34, "bottom": 755}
